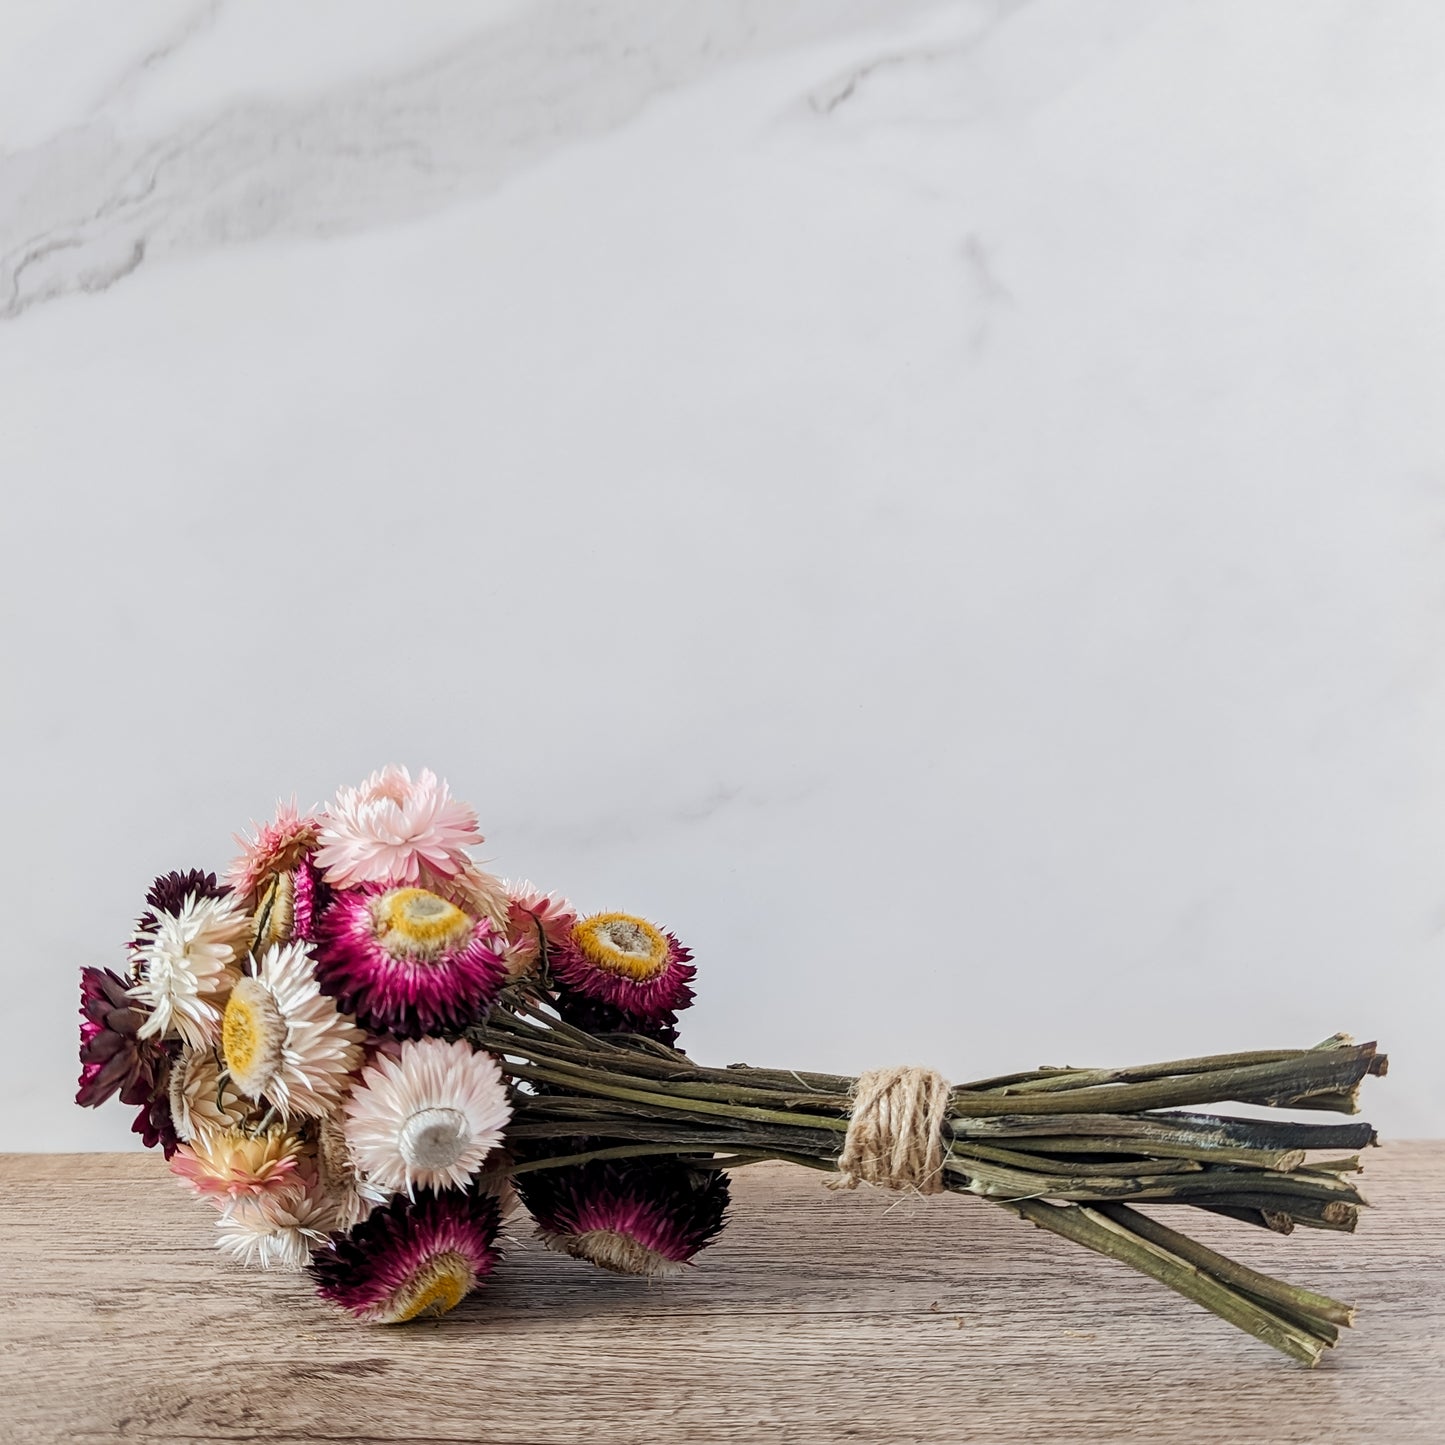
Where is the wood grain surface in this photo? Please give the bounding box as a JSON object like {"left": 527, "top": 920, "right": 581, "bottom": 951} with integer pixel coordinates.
{"left": 0, "top": 1145, "right": 1440, "bottom": 1444}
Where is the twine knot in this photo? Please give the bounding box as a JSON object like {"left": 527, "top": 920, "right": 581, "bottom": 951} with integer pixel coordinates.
{"left": 833, "top": 1065, "right": 952, "bottom": 1195}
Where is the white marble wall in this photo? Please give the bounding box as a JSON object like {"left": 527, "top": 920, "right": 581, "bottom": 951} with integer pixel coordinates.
{"left": 2, "top": 0, "right": 1441, "bottom": 1148}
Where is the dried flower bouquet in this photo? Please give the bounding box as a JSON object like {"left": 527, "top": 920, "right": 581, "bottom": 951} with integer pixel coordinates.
{"left": 78, "top": 767, "right": 1382, "bottom": 1364}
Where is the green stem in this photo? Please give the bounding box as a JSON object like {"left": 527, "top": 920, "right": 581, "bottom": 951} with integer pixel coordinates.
{"left": 998, "top": 1198, "right": 1330, "bottom": 1367}
{"left": 1091, "top": 1203, "right": 1355, "bottom": 1328}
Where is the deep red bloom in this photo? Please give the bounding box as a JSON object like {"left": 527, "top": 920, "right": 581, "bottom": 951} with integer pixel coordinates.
{"left": 76, "top": 966, "right": 169, "bottom": 1110}
{"left": 517, "top": 1159, "right": 729, "bottom": 1277}
{"left": 309, "top": 1189, "right": 502, "bottom": 1323}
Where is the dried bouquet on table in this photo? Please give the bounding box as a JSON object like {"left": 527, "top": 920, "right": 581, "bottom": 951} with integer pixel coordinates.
{"left": 77, "top": 766, "right": 1384, "bottom": 1364}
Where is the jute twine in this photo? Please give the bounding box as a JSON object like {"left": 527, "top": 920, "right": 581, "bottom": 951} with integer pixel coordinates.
{"left": 831, "top": 1065, "right": 952, "bottom": 1195}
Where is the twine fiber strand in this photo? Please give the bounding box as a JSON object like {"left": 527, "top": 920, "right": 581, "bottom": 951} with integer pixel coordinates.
{"left": 833, "top": 1065, "right": 952, "bottom": 1195}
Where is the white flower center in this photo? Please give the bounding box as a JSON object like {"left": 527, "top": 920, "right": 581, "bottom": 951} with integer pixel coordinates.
{"left": 399, "top": 1107, "right": 471, "bottom": 1171}
{"left": 599, "top": 920, "right": 651, "bottom": 957}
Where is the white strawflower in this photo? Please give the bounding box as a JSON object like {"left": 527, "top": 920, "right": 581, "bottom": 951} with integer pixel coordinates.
{"left": 132, "top": 893, "right": 251, "bottom": 1047}
{"left": 216, "top": 1192, "right": 336, "bottom": 1272}
{"left": 344, "top": 1037, "right": 511, "bottom": 1196}
{"left": 220, "top": 942, "right": 364, "bottom": 1120}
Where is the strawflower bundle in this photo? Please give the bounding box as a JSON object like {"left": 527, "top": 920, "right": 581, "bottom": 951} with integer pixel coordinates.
{"left": 78, "top": 766, "right": 1385, "bottom": 1363}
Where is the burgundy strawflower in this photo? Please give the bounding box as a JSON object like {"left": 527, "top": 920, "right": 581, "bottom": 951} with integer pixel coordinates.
{"left": 517, "top": 1159, "right": 729, "bottom": 1278}
{"left": 76, "top": 966, "right": 169, "bottom": 1109}
{"left": 131, "top": 1093, "right": 180, "bottom": 1158}
{"left": 310, "top": 1188, "right": 503, "bottom": 1323}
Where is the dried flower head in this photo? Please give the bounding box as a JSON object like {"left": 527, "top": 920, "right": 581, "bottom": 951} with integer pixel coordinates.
{"left": 518, "top": 1159, "right": 730, "bottom": 1279}
{"left": 314, "top": 885, "right": 507, "bottom": 1039}
{"left": 220, "top": 942, "right": 364, "bottom": 1120}
{"left": 343, "top": 1038, "right": 511, "bottom": 1196}
{"left": 216, "top": 1189, "right": 337, "bottom": 1271}
{"left": 315, "top": 766, "right": 481, "bottom": 890}
{"left": 132, "top": 870, "right": 231, "bottom": 943}
{"left": 170, "top": 1125, "right": 306, "bottom": 1204}
{"left": 131, "top": 892, "right": 251, "bottom": 1047}
{"left": 551, "top": 912, "right": 695, "bottom": 1022}
{"left": 309, "top": 1188, "right": 503, "bottom": 1323}
{"left": 498, "top": 879, "right": 577, "bottom": 979}
{"left": 167, "top": 1045, "right": 249, "bottom": 1142}
{"left": 76, "top": 966, "right": 169, "bottom": 1110}
{"left": 226, "top": 799, "right": 322, "bottom": 901}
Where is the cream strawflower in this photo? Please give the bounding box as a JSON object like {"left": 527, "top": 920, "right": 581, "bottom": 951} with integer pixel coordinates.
{"left": 217, "top": 1190, "right": 337, "bottom": 1271}
{"left": 430, "top": 863, "right": 510, "bottom": 932}
{"left": 132, "top": 892, "right": 251, "bottom": 1048}
{"left": 168, "top": 1045, "right": 249, "bottom": 1142}
{"left": 344, "top": 1037, "right": 511, "bottom": 1196}
{"left": 315, "top": 1113, "right": 389, "bottom": 1231}
{"left": 315, "top": 766, "right": 482, "bottom": 890}
{"left": 221, "top": 942, "right": 364, "bottom": 1120}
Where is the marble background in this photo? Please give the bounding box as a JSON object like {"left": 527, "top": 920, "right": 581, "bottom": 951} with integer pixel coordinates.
{"left": 2, "top": 0, "right": 1440, "bottom": 1149}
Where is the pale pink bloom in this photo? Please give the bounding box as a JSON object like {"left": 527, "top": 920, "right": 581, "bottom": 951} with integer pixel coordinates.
{"left": 315, "top": 766, "right": 482, "bottom": 889}
{"left": 344, "top": 1037, "right": 511, "bottom": 1196}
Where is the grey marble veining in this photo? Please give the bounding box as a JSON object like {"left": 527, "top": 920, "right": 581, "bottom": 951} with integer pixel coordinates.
{"left": 0, "top": 0, "right": 1440, "bottom": 1148}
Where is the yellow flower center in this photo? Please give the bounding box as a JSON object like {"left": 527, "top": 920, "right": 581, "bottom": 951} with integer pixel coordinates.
{"left": 388, "top": 1251, "right": 473, "bottom": 1323}
{"left": 221, "top": 977, "right": 286, "bottom": 1097}
{"left": 372, "top": 888, "right": 474, "bottom": 960}
{"left": 573, "top": 913, "right": 671, "bottom": 981}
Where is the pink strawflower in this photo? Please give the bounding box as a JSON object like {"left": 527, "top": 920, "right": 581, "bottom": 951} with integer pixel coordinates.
{"left": 226, "top": 798, "right": 322, "bottom": 900}
{"left": 499, "top": 879, "right": 577, "bottom": 976}
{"left": 314, "top": 767, "right": 482, "bottom": 890}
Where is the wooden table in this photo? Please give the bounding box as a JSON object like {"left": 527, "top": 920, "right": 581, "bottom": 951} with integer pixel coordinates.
{"left": 1, "top": 1146, "right": 1440, "bottom": 1443}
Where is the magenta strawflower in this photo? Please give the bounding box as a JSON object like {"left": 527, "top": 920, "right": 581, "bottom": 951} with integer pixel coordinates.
{"left": 291, "top": 859, "right": 329, "bottom": 942}
{"left": 517, "top": 1159, "right": 729, "bottom": 1278}
{"left": 314, "top": 766, "right": 481, "bottom": 890}
{"left": 550, "top": 913, "right": 695, "bottom": 1022}
{"left": 226, "top": 799, "right": 322, "bottom": 900}
{"left": 314, "top": 886, "right": 507, "bottom": 1038}
{"left": 309, "top": 1188, "right": 503, "bottom": 1323}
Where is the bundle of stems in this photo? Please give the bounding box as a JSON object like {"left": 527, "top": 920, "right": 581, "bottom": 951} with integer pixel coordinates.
{"left": 471, "top": 988, "right": 1386, "bottom": 1366}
